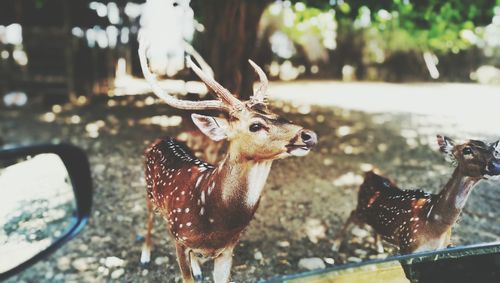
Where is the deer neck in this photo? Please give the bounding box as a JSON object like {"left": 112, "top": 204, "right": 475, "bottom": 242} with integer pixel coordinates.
{"left": 431, "top": 169, "right": 481, "bottom": 228}
{"left": 216, "top": 152, "right": 273, "bottom": 210}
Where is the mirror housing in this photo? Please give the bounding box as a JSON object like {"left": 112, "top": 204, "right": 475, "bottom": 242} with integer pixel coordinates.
{"left": 0, "top": 144, "right": 92, "bottom": 280}
{"left": 265, "top": 242, "right": 500, "bottom": 282}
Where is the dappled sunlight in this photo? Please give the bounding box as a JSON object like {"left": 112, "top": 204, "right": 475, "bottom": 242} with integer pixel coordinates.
{"left": 269, "top": 81, "right": 500, "bottom": 135}
{"left": 138, "top": 115, "right": 183, "bottom": 128}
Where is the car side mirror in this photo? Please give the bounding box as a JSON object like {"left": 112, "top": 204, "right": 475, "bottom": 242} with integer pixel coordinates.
{"left": 0, "top": 144, "right": 92, "bottom": 280}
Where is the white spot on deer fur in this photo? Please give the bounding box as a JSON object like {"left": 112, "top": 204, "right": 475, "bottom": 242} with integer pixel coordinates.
{"left": 426, "top": 205, "right": 434, "bottom": 218}
{"left": 186, "top": 222, "right": 192, "bottom": 227}
{"left": 209, "top": 218, "right": 214, "bottom": 223}
{"left": 200, "top": 207, "right": 204, "bottom": 215}
{"left": 208, "top": 182, "right": 215, "bottom": 195}
{"left": 185, "top": 208, "right": 190, "bottom": 213}
{"left": 195, "top": 175, "right": 203, "bottom": 188}
{"left": 201, "top": 191, "right": 205, "bottom": 204}
{"left": 246, "top": 161, "right": 272, "bottom": 207}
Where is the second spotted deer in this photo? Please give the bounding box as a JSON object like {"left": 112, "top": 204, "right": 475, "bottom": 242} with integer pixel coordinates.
{"left": 138, "top": 39, "right": 317, "bottom": 282}
{"left": 338, "top": 135, "right": 500, "bottom": 254}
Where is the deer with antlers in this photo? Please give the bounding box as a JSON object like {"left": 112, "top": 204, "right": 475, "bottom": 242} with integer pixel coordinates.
{"left": 137, "top": 38, "right": 317, "bottom": 282}
{"left": 338, "top": 135, "right": 500, "bottom": 254}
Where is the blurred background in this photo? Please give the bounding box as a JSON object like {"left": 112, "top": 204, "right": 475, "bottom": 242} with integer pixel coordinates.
{"left": 1, "top": 0, "right": 499, "bottom": 102}
{"left": 1, "top": 0, "right": 500, "bottom": 282}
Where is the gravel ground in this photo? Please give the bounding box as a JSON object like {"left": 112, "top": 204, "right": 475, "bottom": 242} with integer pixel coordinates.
{"left": 1, "top": 92, "right": 499, "bottom": 283}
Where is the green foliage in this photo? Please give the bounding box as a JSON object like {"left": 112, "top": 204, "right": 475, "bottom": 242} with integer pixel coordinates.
{"left": 291, "top": 0, "right": 499, "bottom": 54}
{"left": 280, "top": 4, "right": 336, "bottom": 47}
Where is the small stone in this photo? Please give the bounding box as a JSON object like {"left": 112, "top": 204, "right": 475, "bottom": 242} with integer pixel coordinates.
{"left": 97, "top": 266, "right": 110, "bottom": 276}
{"left": 44, "top": 270, "right": 54, "bottom": 279}
{"left": 254, "top": 251, "right": 263, "bottom": 261}
{"left": 94, "top": 164, "right": 106, "bottom": 174}
{"left": 104, "top": 256, "right": 125, "bottom": 268}
{"left": 72, "top": 258, "right": 89, "bottom": 271}
{"left": 304, "top": 218, "right": 327, "bottom": 244}
{"left": 351, "top": 227, "right": 370, "bottom": 238}
{"left": 331, "top": 243, "right": 339, "bottom": 252}
{"left": 298, "top": 257, "right": 326, "bottom": 270}
{"left": 366, "top": 236, "right": 376, "bottom": 244}
{"left": 57, "top": 257, "right": 71, "bottom": 271}
{"left": 347, "top": 256, "right": 362, "bottom": 263}
{"left": 155, "top": 256, "right": 169, "bottom": 265}
{"left": 78, "top": 244, "right": 88, "bottom": 252}
{"left": 354, "top": 249, "right": 368, "bottom": 257}
{"left": 142, "top": 269, "right": 149, "bottom": 276}
{"left": 324, "top": 257, "right": 335, "bottom": 265}
{"left": 277, "top": 241, "right": 290, "bottom": 248}
{"left": 323, "top": 158, "right": 334, "bottom": 166}
{"left": 111, "top": 268, "right": 125, "bottom": 279}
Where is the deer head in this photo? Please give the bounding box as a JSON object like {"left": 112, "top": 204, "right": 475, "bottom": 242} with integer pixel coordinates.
{"left": 138, "top": 38, "right": 317, "bottom": 161}
{"left": 437, "top": 135, "right": 500, "bottom": 178}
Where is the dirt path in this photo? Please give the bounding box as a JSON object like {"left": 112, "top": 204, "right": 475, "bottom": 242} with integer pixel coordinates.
{"left": 2, "top": 89, "right": 499, "bottom": 282}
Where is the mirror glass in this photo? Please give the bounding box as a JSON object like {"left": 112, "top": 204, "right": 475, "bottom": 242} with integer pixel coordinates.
{"left": 0, "top": 153, "right": 76, "bottom": 273}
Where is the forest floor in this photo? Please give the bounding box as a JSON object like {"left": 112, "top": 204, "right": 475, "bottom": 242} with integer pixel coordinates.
{"left": 2, "top": 82, "right": 500, "bottom": 282}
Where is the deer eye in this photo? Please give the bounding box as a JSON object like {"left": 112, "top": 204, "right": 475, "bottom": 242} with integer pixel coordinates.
{"left": 249, "top": 123, "right": 264, "bottom": 132}
{"left": 462, "top": 147, "right": 473, "bottom": 155}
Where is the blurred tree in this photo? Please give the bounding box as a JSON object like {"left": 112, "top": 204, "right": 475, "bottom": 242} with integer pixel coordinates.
{"left": 192, "top": 0, "right": 272, "bottom": 100}
{"left": 191, "top": 0, "right": 499, "bottom": 89}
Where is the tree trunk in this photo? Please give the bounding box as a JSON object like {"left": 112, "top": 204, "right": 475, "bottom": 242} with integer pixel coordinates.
{"left": 196, "top": 0, "right": 270, "bottom": 100}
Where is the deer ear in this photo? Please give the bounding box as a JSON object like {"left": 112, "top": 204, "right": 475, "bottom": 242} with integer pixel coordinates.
{"left": 191, "top": 113, "right": 228, "bottom": 141}
{"left": 437, "top": 135, "right": 455, "bottom": 154}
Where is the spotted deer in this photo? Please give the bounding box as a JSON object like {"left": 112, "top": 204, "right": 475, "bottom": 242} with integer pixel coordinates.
{"left": 338, "top": 135, "right": 500, "bottom": 254}
{"left": 137, "top": 39, "right": 317, "bottom": 282}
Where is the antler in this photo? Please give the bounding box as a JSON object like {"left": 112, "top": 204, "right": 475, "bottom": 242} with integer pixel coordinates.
{"left": 138, "top": 36, "right": 231, "bottom": 112}
{"left": 248, "top": 59, "right": 269, "bottom": 105}
{"left": 182, "top": 41, "right": 214, "bottom": 78}
{"left": 186, "top": 56, "right": 244, "bottom": 111}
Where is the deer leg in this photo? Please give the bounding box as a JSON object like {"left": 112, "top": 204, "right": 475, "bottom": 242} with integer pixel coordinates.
{"left": 445, "top": 228, "right": 453, "bottom": 248}
{"left": 140, "top": 197, "right": 154, "bottom": 265}
{"left": 334, "top": 210, "right": 360, "bottom": 249}
{"left": 213, "top": 247, "right": 233, "bottom": 283}
{"left": 190, "top": 252, "right": 202, "bottom": 282}
{"left": 176, "top": 243, "right": 195, "bottom": 283}
{"left": 375, "top": 234, "right": 385, "bottom": 253}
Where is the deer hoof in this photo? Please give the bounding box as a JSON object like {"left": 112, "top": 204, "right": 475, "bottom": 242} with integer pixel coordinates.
{"left": 194, "top": 274, "right": 202, "bottom": 282}
{"left": 140, "top": 246, "right": 151, "bottom": 266}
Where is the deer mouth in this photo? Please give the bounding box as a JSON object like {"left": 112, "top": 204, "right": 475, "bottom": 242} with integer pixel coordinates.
{"left": 286, "top": 144, "right": 312, "bottom": 156}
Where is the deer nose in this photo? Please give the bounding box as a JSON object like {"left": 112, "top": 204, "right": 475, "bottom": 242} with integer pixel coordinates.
{"left": 300, "top": 129, "right": 317, "bottom": 147}
{"left": 487, "top": 159, "right": 500, "bottom": 175}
